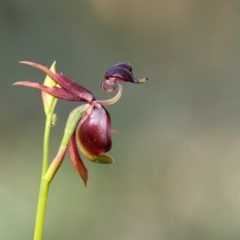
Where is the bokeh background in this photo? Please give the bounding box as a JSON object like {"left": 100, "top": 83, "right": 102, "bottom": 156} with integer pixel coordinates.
{"left": 1, "top": 0, "right": 240, "bottom": 239}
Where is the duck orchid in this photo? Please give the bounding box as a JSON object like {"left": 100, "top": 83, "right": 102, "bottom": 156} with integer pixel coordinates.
{"left": 14, "top": 61, "right": 148, "bottom": 185}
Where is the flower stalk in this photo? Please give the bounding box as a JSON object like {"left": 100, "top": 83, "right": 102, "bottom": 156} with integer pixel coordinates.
{"left": 34, "top": 62, "right": 58, "bottom": 240}
{"left": 14, "top": 60, "right": 148, "bottom": 240}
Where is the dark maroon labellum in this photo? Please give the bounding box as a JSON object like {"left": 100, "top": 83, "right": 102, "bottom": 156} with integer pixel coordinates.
{"left": 76, "top": 102, "right": 112, "bottom": 159}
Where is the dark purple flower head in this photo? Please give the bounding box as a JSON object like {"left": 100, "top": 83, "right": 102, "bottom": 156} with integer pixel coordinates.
{"left": 102, "top": 62, "right": 148, "bottom": 92}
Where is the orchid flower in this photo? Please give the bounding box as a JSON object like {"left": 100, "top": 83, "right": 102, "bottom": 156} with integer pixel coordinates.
{"left": 14, "top": 61, "right": 148, "bottom": 185}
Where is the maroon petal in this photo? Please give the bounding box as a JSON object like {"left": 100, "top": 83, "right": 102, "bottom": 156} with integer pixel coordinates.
{"left": 14, "top": 81, "right": 91, "bottom": 102}
{"left": 19, "top": 61, "right": 95, "bottom": 103}
{"left": 68, "top": 133, "right": 88, "bottom": 185}
{"left": 55, "top": 73, "right": 95, "bottom": 103}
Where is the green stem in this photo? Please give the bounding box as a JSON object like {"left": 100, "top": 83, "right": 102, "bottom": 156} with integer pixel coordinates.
{"left": 33, "top": 113, "right": 53, "bottom": 240}
{"left": 33, "top": 103, "right": 87, "bottom": 240}
{"left": 42, "top": 115, "right": 52, "bottom": 175}
{"left": 33, "top": 179, "right": 50, "bottom": 240}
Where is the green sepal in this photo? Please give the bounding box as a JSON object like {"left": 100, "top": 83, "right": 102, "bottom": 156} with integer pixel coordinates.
{"left": 42, "top": 61, "right": 58, "bottom": 116}
{"left": 59, "top": 104, "right": 89, "bottom": 151}
{"left": 44, "top": 104, "right": 88, "bottom": 182}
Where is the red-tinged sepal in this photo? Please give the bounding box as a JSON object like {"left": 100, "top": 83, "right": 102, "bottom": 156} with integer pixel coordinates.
{"left": 43, "top": 147, "right": 68, "bottom": 182}
{"left": 13, "top": 81, "right": 91, "bottom": 102}
{"left": 68, "top": 133, "right": 88, "bottom": 185}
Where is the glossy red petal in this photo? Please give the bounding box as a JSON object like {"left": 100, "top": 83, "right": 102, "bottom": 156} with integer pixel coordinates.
{"left": 76, "top": 102, "right": 112, "bottom": 161}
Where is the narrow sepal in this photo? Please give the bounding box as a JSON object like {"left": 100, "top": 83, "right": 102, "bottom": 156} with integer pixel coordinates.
{"left": 55, "top": 73, "right": 95, "bottom": 103}
{"left": 59, "top": 104, "right": 89, "bottom": 151}
{"left": 13, "top": 81, "right": 89, "bottom": 102}
{"left": 19, "top": 61, "right": 95, "bottom": 103}
{"left": 69, "top": 133, "right": 88, "bottom": 185}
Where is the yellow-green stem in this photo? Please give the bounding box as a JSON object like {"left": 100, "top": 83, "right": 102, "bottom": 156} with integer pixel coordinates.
{"left": 33, "top": 179, "right": 50, "bottom": 240}
{"left": 33, "top": 113, "right": 53, "bottom": 240}
{"left": 42, "top": 115, "right": 52, "bottom": 175}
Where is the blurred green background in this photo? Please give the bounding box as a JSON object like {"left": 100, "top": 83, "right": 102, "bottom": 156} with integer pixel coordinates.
{"left": 1, "top": 0, "right": 240, "bottom": 239}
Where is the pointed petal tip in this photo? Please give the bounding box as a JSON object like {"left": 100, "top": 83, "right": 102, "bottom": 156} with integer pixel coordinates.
{"left": 83, "top": 174, "right": 88, "bottom": 186}
{"left": 13, "top": 81, "right": 22, "bottom": 86}
{"left": 79, "top": 168, "right": 88, "bottom": 186}
{"left": 50, "top": 61, "right": 57, "bottom": 69}
{"left": 71, "top": 159, "right": 89, "bottom": 185}
{"left": 19, "top": 61, "right": 48, "bottom": 70}
{"left": 81, "top": 167, "right": 88, "bottom": 186}
{"left": 19, "top": 61, "right": 35, "bottom": 65}
{"left": 13, "top": 81, "right": 34, "bottom": 86}
{"left": 19, "top": 60, "right": 57, "bottom": 68}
